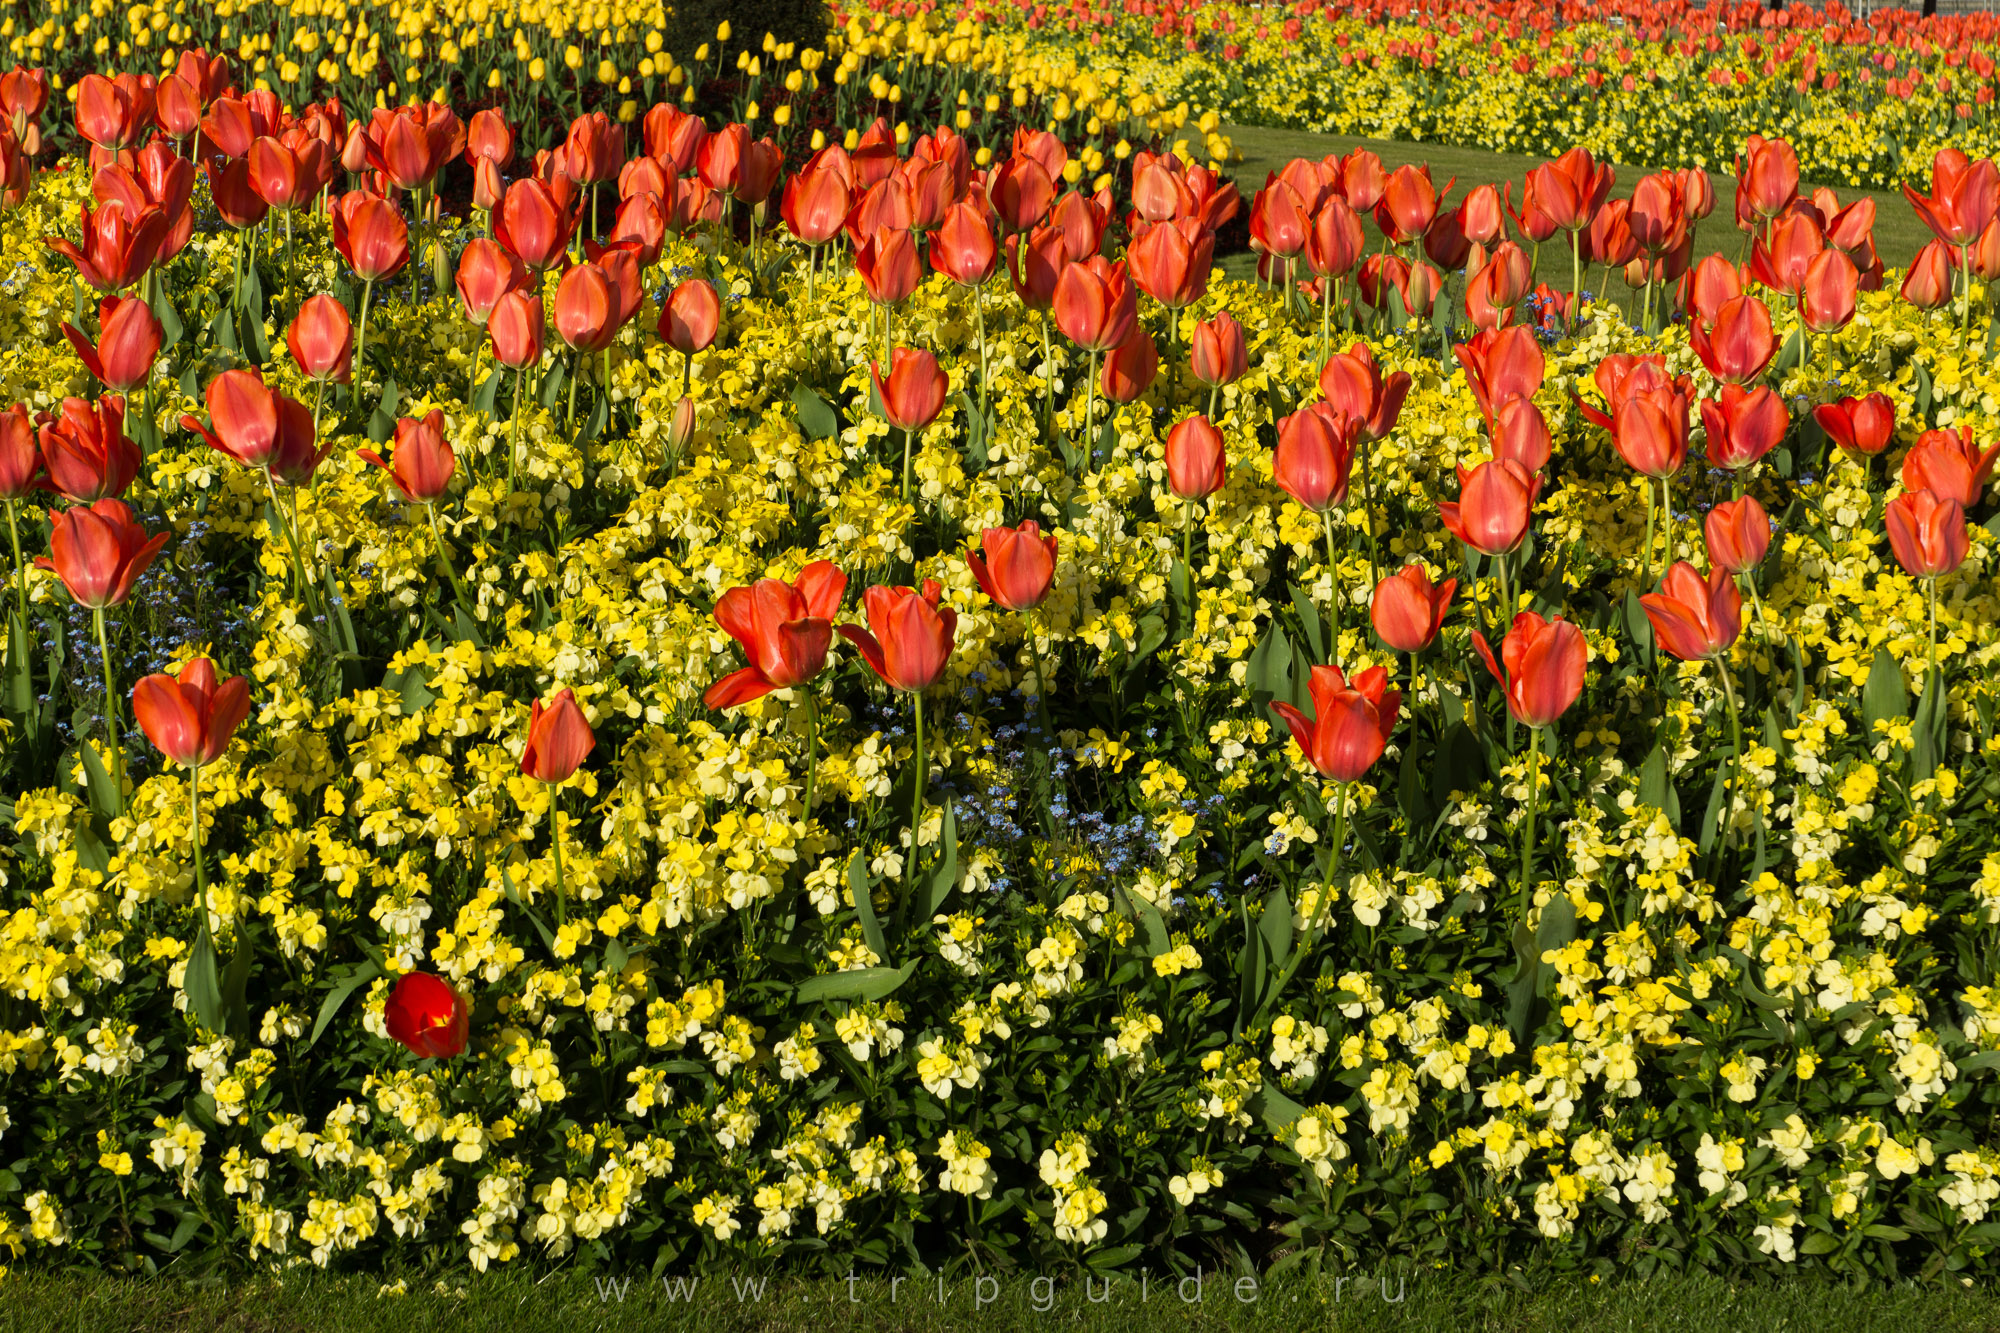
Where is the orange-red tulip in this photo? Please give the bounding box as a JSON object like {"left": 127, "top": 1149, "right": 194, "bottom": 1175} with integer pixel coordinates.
{"left": 1189, "top": 312, "right": 1247, "bottom": 388}
{"left": 132, "top": 657, "right": 251, "bottom": 769}
{"left": 466, "top": 108, "right": 514, "bottom": 167}
{"left": 1318, "top": 343, "right": 1411, "bottom": 442}
{"left": 1885, "top": 489, "right": 1969, "bottom": 579}
{"left": 74, "top": 72, "right": 155, "bottom": 154}
{"left": 1249, "top": 179, "right": 1308, "bottom": 261}
{"left": 1052, "top": 256, "right": 1137, "bottom": 353}
{"left": 856, "top": 227, "right": 923, "bottom": 308}
{"left": 1689, "top": 294, "right": 1778, "bottom": 385}
{"left": 1473, "top": 610, "right": 1586, "bottom": 727}
{"left": 839, "top": 580, "right": 958, "bottom": 693}
{"left": 1127, "top": 217, "right": 1212, "bottom": 310}
{"left": 1737, "top": 135, "right": 1801, "bottom": 220}
{"left": 967, "top": 521, "right": 1058, "bottom": 612}
{"left": 489, "top": 291, "right": 545, "bottom": 370}
{"left": 553, "top": 261, "right": 619, "bottom": 354}
{"left": 1439, "top": 458, "right": 1539, "bottom": 555}
{"left": 40, "top": 396, "right": 140, "bottom": 502}
{"left": 658, "top": 279, "right": 721, "bottom": 355}
{"left": 1902, "top": 426, "right": 2000, "bottom": 509}
{"left": 564, "top": 111, "right": 624, "bottom": 186}
{"left": 384, "top": 972, "right": 469, "bottom": 1059}
{"left": 1304, "top": 196, "right": 1365, "bottom": 280}
{"left": 644, "top": 102, "right": 709, "bottom": 174}
{"left": 1799, "top": 249, "right": 1859, "bottom": 333}
{"left": 44, "top": 200, "right": 167, "bottom": 293}
{"left": 61, "top": 296, "right": 161, "bottom": 393}
{"left": 1454, "top": 326, "right": 1545, "bottom": 419}
{"left": 1269, "top": 664, "right": 1401, "bottom": 783}
{"left": 1371, "top": 564, "right": 1457, "bottom": 653}
{"left": 495, "top": 178, "right": 576, "bottom": 272}
{"left": 357, "top": 409, "right": 455, "bottom": 504}
{"left": 871, "top": 349, "right": 949, "bottom": 434}
{"left": 1902, "top": 149, "right": 1999, "bottom": 249}
{"left": 705, "top": 561, "right": 847, "bottom": 709}
{"left": 456, "top": 238, "right": 528, "bottom": 327}
{"left": 1273, "top": 402, "right": 1357, "bottom": 514}
{"left": 521, "top": 687, "right": 595, "bottom": 782}
{"left": 1700, "top": 384, "right": 1789, "bottom": 472}
{"left": 1705, "top": 495, "right": 1771, "bottom": 575}
{"left": 332, "top": 192, "right": 410, "bottom": 282}
{"left": 288, "top": 294, "right": 353, "bottom": 384}
{"left": 783, "top": 162, "right": 852, "bottom": 247}
{"left": 34, "top": 497, "right": 166, "bottom": 608}
{"left": 1901, "top": 240, "right": 1955, "bottom": 310}
{"left": 180, "top": 370, "right": 324, "bottom": 483}
{"left": 1641, "top": 561, "right": 1742, "bottom": 662}
{"left": 1101, "top": 329, "right": 1158, "bottom": 404}
{"left": 1164, "top": 415, "right": 1227, "bottom": 500}
{"left": 0, "top": 404, "right": 44, "bottom": 500}
{"left": 1813, "top": 394, "right": 1895, "bottom": 462}
{"left": 988, "top": 155, "right": 1056, "bottom": 236}
{"left": 1611, "top": 384, "right": 1692, "bottom": 480}
{"left": 931, "top": 200, "right": 998, "bottom": 285}
{"left": 1490, "top": 396, "right": 1552, "bottom": 472}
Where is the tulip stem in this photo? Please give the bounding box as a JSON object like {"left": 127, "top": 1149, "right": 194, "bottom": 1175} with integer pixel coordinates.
{"left": 1662, "top": 475, "right": 1676, "bottom": 566}
{"left": 1319, "top": 278, "right": 1333, "bottom": 367}
{"left": 426, "top": 505, "right": 474, "bottom": 611}
{"left": 1181, "top": 499, "right": 1194, "bottom": 574}
{"left": 263, "top": 470, "right": 315, "bottom": 612}
{"left": 1960, "top": 244, "right": 1974, "bottom": 356}
{"left": 309, "top": 377, "right": 328, "bottom": 445}
{"left": 1206, "top": 383, "right": 1219, "bottom": 422}
{"left": 1569, "top": 230, "right": 1583, "bottom": 321}
{"left": 1081, "top": 350, "right": 1100, "bottom": 469}
{"left": 1313, "top": 781, "right": 1348, "bottom": 935}
{"left": 283, "top": 208, "right": 295, "bottom": 310}
{"left": 1359, "top": 440, "right": 1381, "bottom": 590}
{"left": 1496, "top": 550, "right": 1514, "bottom": 621}
{"left": 567, "top": 350, "right": 581, "bottom": 434}
{"left": 1718, "top": 662, "right": 1742, "bottom": 851}
{"left": 801, "top": 691, "right": 821, "bottom": 816}
{"left": 1519, "top": 723, "right": 1540, "bottom": 919}
{"left": 468, "top": 339, "right": 484, "bottom": 414}
{"left": 5, "top": 498, "right": 27, "bottom": 626}
{"left": 93, "top": 605, "right": 123, "bottom": 817}
{"left": 900, "top": 426, "right": 915, "bottom": 504}
{"left": 1040, "top": 316, "right": 1055, "bottom": 433}
{"left": 1322, "top": 510, "right": 1343, "bottom": 646}
{"left": 355, "top": 278, "right": 375, "bottom": 376}
{"left": 509, "top": 363, "right": 527, "bottom": 496}
{"left": 973, "top": 282, "right": 988, "bottom": 420}
{"left": 548, "top": 786, "right": 568, "bottom": 928}
{"left": 189, "top": 761, "right": 209, "bottom": 947}
{"left": 1927, "top": 575, "right": 1939, "bottom": 686}
{"left": 909, "top": 689, "right": 926, "bottom": 889}
{"left": 1640, "top": 477, "right": 1658, "bottom": 592}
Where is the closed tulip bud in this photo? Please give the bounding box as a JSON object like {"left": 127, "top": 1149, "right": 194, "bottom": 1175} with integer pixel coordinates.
{"left": 839, "top": 580, "right": 958, "bottom": 693}
{"left": 1812, "top": 393, "right": 1896, "bottom": 463}
{"left": 1304, "top": 196, "right": 1364, "bottom": 280}
{"left": 357, "top": 409, "right": 455, "bottom": 504}
{"left": 1101, "top": 329, "right": 1158, "bottom": 405}
{"left": 1700, "top": 384, "right": 1789, "bottom": 472}
{"left": 1901, "top": 426, "right": 2000, "bottom": 509}
{"left": 132, "top": 656, "right": 251, "bottom": 769}
{"left": 658, "top": 279, "right": 721, "bottom": 355}
{"left": 61, "top": 296, "right": 161, "bottom": 393}
{"left": 1269, "top": 664, "right": 1401, "bottom": 783}
{"left": 287, "top": 294, "right": 353, "bottom": 384}
{"left": 384, "top": 972, "right": 470, "bottom": 1059}
{"left": 1690, "top": 294, "right": 1778, "bottom": 385}
{"left": 1460, "top": 183, "right": 1507, "bottom": 247}
{"left": 987, "top": 155, "right": 1056, "bottom": 236}
{"left": 521, "top": 687, "right": 595, "bottom": 783}
{"left": 1641, "top": 561, "right": 1743, "bottom": 662}
{"left": 1885, "top": 489, "right": 1969, "bottom": 579}
{"left": 967, "top": 520, "right": 1058, "bottom": 612}
{"left": 1439, "top": 457, "right": 1540, "bottom": 555}
{"left": 667, "top": 395, "right": 697, "bottom": 456}
{"left": 1705, "top": 495, "right": 1772, "bottom": 575}
{"left": 1164, "top": 415, "right": 1227, "bottom": 500}
{"left": 34, "top": 497, "right": 166, "bottom": 609}
{"left": 871, "top": 348, "right": 949, "bottom": 434}
{"left": 705, "top": 561, "right": 847, "bottom": 709}
{"left": 1273, "top": 403, "right": 1357, "bottom": 514}
{"left": 1249, "top": 179, "right": 1308, "bottom": 260}
{"left": 40, "top": 396, "right": 140, "bottom": 502}
{"left": 553, "top": 262, "right": 619, "bottom": 354}
{"left": 0, "top": 404, "right": 45, "bottom": 500}
{"left": 1473, "top": 610, "right": 1587, "bottom": 728}
{"left": 1189, "top": 311, "right": 1247, "bottom": 388}
{"left": 467, "top": 109, "right": 514, "bottom": 168}
{"left": 1901, "top": 240, "right": 1955, "bottom": 310}
{"left": 489, "top": 291, "right": 545, "bottom": 370}
{"left": 1371, "top": 564, "right": 1457, "bottom": 653}
{"left": 1611, "top": 386, "right": 1692, "bottom": 480}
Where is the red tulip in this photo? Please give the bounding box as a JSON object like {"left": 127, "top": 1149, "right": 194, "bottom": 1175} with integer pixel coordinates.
{"left": 1165, "top": 415, "right": 1227, "bottom": 500}
{"left": 1473, "top": 611, "right": 1586, "bottom": 728}
{"left": 1052, "top": 256, "right": 1137, "bottom": 353}
{"left": 1629, "top": 172, "right": 1688, "bottom": 256}
{"left": 658, "top": 279, "right": 721, "bottom": 355}
{"left": 1490, "top": 396, "right": 1552, "bottom": 473}
{"left": 1737, "top": 135, "right": 1800, "bottom": 220}
{"left": 1128, "top": 218, "right": 1212, "bottom": 310}
{"left": 179, "top": 369, "right": 323, "bottom": 481}
{"left": 783, "top": 163, "right": 852, "bottom": 247}
{"left": 456, "top": 239, "right": 528, "bottom": 327}
{"left": 705, "top": 561, "right": 848, "bottom": 709}
{"left": 1371, "top": 564, "right": 1457, "bottom": 653}
{"left": 1902, "top": 150, "right": 1999, "bottom": 249}
{"left": 1902, "top": 426, "right": 2000, "bottom": 509}
{"left": 40, "top": 397, "right": 140, "bottom": 502}
{"left": 1747, "top": 212, "right": 1825, "bottom": 298}
{"left": 205, "top": 156, "right": 269, "bottom": 230}
{"left": 564, "top": 111, "right": 624, "bottom": 186}
{"left": 1249, "top": 179, "right": 1308, "bottom": 261}
{"left": 74, "top": 72, "right": 155, "bottom": 154}
{"left": 1460, "top": 183, "right": 1507, "bottom": 247}
{"left": 332, "top": 192, "right": 410, "bottom": 282}
{"left": 1006, "top": 224, "right": 1070, "bottom": 313}
{"left": 644, "top": 102, "right": 709, "bottom": 174}
{"left": 1799, "top": 249, "right": 1859, "bottom": 333}
{"left": 132, "top": 656, "right": 251, "bottom": 769}
{"left": 1273, "top": 403, "right": 1357, "bottom": 514}
{"left": 521, "top": 687, "right": 595, "bottom": 782}
{"left": 1101, "top": 330, "right": 1158, "bottom": 405}
{"left": 988, "top": 155, "right": 1056, "bottom": 236}
{"left": 1700, "top": 385, "right": 1789, "bottom": 472}
{"left": 931, "top": 200, "right": 998, "bottom": 286}
{"left": 44, "top": 201, "right": 167, "bottom": 292}
{"left": 95, "top": 143, "right": 197, "bottom": 264}
{"left": 1689, "top": 295, "right": 1778, "bottom": 385}
{"left": 384, "top": 972, "right": 469, "bottom": 1060}
{"left": 1269, "top": 664, "right": 1401, "bottom": 783}
{"left": 871, "top": 349, "right": 949, "bottom": 434}
{"left": 1705, "top": 496, "right": 1771, "bottom": 575}
{"left": 1813, "top": 394, "right": 1895, "bottom": 463}
{"left": 856, "top": 227, "right": 923, "bottom": 308}
{"left": 1884, "top": 489, "right": 1969, "bottom": 579}
{"left": 1318, "top": 343, "right": 1411, "bottom": 442}
{"left": 1341, "top": 149, "right": 1388, "bottom": 213}
{"left": 33, "top": 498, "right": 166, "bottom": 608}
{"left": 1611, "top": 385, "right": 1692, "bottom": 480}
{"left": 61, "top": 296, "right": 162, "bottom": 393}
{"left": 608, "top": 193, "right": 667, "bottom": 267}
{"left": 495, "top": 178, "right": 576, "bottom": 272}
{"left": 735, "top": 137, "right": 783, "bottom": 208}
{"left": 288, "top": 294, "right": 353, "bottom": 384}
{"left": 1901, "top": 241, "right": 1955, "bottom": 310}
{"left": 360, "top": 104, "right": 460, "bottom": 191}
{"left": 1439, "top": 458, "right": 1539, "bottom": 555}
{"left": 839, "top": 580, "right": 958, "bottom": 693}
{"left": 489, "top": 292, "right": 546, "bottom": 370}
{"left": 1305, "top": 196, "right": 1365, "bottom": 280}
{"left": 1641, "top": 561, "right": 1742, "bottom": 662}
{"left": 0, "top": 65, "right": 49, "bottom": 154}
{"left": 0, "top": 405, "right": 44, "bottom": 500}
{"left": 245, "top": 135, "right": 314, "bottom": 211}
{"left": 553, "top": 262, "right": 619, "bottom": 354}
{"left": 1189, "top": 312, "right": 1247, "bottom": 388}
{"left": 967, "top": 521, "right": 1058, "bottom": 612}
{"left": 357, "top": 409, "right": 455, "bottom": 504}
{"left": 1683, "top": 254, "right": 1745, "bottom": 328}
{"left": 1454, "top": 326, "right": 1545, "bottom": 420}
{"left": 466, "top": 108, "right": 514, "bottom": 168}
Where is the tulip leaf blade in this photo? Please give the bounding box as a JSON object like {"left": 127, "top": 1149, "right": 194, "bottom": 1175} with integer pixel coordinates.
{"left": 846, "top": 851, "right": 888, "bottom": 964}
{"left": 75, "top": 740, "right": 121, "bottom": 824}
{"left": 921, "top": 803, "right": 958, "bottom": 921}
{"left": 1622, "top": 588, "right": 1653, "bottom": 656}
{"left": 1245, "top": 623, "right": 1294, "bottom": 721}
{"left": 796, "top": 961, "right": 917, "bottom": 1005}
{"left": 1248, "top": 1083, "right": 1308, "bottom": 1136}
{"left": 1862, "top": 647, "right": 1908, "bottom": 734}
{"left": 471, "top": 368, "right": 503, "bottom": 419}
{"left": 186, "top": 927, "right": 228, "bottom": 1036}
{"left": 791, "top": 385, "right": 837, "bottom": 441}
{"left": 1231, "top": 898, "right": 1266, "bottom": 1040}
{"left": 305, "top": 959, "right": 382, "bottom": 1053}
{"left": 1116, "top": 887, "right": 1170, "bottom": 958}
{"left": 149, "top": 286, "right": 183, "bottom": 352}
{"left": 366, "top": 376, "right": 400, "bottom": 443}
{"left": 1289, "top": 583, "right": 1325, "bottom": 663}
{"left": 1258, "top": 886, "right": 1293, "bottom": 984}
{"left": 1911, "top": 672, "right": 1947, "bottom": 784}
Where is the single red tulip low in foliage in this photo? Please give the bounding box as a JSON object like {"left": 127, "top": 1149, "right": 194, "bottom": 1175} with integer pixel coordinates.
{"left": 1439, "top": 459, "right": 1540, "bottom": 557}
{"left": 384, "top": 972, "right": 470, "bottom": 1060}
{"left": 36, "top": 497, "right": 165, "bottom": 610}
{"left": 489, "top": 292, "right": 545, "bottom": 371}
{"left": 1813, "top": 394, "right": 1895, "bottom": 466}
{"left": 1902, "top": 427, "right": 2000, "bottom": 509}
{"left": 61, "top": 296, "right": 162, "bottom": 393}
{"left": 0, "top": 404, "right": 45, "bottom": 504}
{"left": 1700, "top": 385, "right": 1789, "bottom": 473}
{"left": 659, "top": 280, "right": 721, "bottom": 358}
{"left": 839, "top": 581, "right": 958, "bottom": 695}
{"left": 1705, "top": 496, "right": 1772, "bottom": 575}
{"left": 1269, "top": 664, "right": 1401, "bottom": 784}
{"left": 1189, "top": 312, "right": 1247, "bottom": 392}
{"left": 553, "top": 261, "right": 620, "bottom": 354}
{"left": 1901, "top": 241, "right": 1954, "bottom": 311}
{"left": 1273, "top": 403, "right": 1357, "bottom": 515}
{"left": 1371, "top": 564, "right": 1457, "bottom": 654}
{"left": 1101, "top": 329, "right": 1158, "bottom": 405}
{"left": 455, "top": 239, "right": 528, "bottom": 328}
{"left": 1473, "top": 611, "right": 1587, "bottom": 729}
{"left": 1165, "top": 415, "right": 1228, "bottom": 502}
{"left": 132, "top": 657, "right": 251, "bottom": 770}
{"left": 287, "top": 294, "right": 353, "bottom": 386}
{"left": 40, "top": 396, "right": 140, "bottom": 503}
{"left": 967, "top": 521, "right": 1059, "bottom": 613}
{"left": 522, "top": 688, "right": 595, "bottom": 784}
{"left": 357, "top": 410, "right": 455, "bottom": 505}
{"left": 1885, "top": 489, "right": 1969, "bottom": 580}
{"left": 705, "top": 562, "right": 847, "bottom": 710}
{"left": 332, "top": 191, "right": 410, "bottom": 282}
{"left": 1641, "top": 562, "right": 1743, "bottom": 662}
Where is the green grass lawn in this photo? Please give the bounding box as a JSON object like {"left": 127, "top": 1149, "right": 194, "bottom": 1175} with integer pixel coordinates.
{"left": 1217, "top": 123, "right": 1929, "bottom": 291}
{"left": 5, "top": 1268, "right": 1998, "bottom": 1333}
